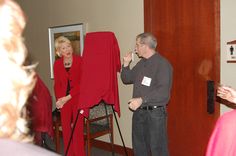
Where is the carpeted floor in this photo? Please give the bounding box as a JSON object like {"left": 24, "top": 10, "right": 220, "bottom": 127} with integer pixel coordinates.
{"left": 91, "top": 147, "right": 122, "bottom": 156}
{"left": 42, "top": 134, "right": 122, "bottom": 156}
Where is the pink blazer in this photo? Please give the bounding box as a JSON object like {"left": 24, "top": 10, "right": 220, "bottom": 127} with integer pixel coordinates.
{"left": 206, "top": 109, "right": 236, "bottom": 156}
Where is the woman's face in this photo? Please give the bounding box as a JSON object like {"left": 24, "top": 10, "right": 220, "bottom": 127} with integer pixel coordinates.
{"left": 59, "top": 42, "right": 73, "bottom": 59}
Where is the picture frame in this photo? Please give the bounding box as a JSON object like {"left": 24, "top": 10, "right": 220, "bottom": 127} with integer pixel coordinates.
{"left": 48, "top": 23, "right": 84, "bottom": 79}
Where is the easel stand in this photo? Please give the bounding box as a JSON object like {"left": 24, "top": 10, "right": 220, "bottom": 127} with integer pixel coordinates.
{"left": 112, "top": 107, "right": 128, "bottom": 156}
{"left": 65, "top": 105, "right": 128, "bottom": 156}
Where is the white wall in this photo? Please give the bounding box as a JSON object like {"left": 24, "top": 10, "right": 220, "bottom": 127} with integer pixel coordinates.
{"left": 220, "top": 0, "right": 236, "bottom": 114}
{"left": 17, "top": 0, "right": 144, "bottom": 148}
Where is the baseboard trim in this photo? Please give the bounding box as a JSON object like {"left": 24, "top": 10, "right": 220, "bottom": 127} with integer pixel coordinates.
{"left": 91, "top": 139, "right": 133, "bottom": 156}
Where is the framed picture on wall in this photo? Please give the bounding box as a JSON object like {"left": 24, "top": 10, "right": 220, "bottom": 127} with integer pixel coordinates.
{"left": 48, "top": 23, "right": 84, "bottom": 79}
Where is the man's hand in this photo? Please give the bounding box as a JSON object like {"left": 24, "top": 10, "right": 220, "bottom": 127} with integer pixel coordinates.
{"left": 128, "top": 97, "right": 143, "bottom": 111}
{"left": 123, "top": 52, "right": 133, "bottom": 67}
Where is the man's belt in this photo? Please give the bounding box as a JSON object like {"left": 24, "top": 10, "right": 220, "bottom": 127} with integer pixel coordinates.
{"left": 139, "top": 105, "right": 163, "bottom": 110}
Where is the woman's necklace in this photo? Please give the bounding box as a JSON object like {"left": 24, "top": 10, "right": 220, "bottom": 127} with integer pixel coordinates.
{"left": 64, "top": 59, "right": 72, "bottom": 67}
{"left": 64, "top": 62, "right": 71, "bottom": 66}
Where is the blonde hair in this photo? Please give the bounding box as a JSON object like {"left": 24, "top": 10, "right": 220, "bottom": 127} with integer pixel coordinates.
{"left": 0, "top": 0, "right": 35, "bottom": 142}
{"left": 54, "top": 36, "right": 71, "bottom": 57}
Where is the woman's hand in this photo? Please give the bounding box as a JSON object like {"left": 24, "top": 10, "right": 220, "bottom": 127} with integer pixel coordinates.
{"left": 56, "top": 95, "right": 72, "bottom": 109}
{"left": 217, "top": 86, "right": 236, "bottom": 104}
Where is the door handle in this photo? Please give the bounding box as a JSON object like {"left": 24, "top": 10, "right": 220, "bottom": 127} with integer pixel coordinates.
{"left": 207, "top": 80, "right": 215, "bottom": 114}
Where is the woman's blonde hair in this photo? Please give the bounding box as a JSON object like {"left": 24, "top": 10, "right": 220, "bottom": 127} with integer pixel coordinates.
{"left": 54, "top": 36, "right": 71, "bottom": 57}
{"left": 0, "top": 0, "right": 35, "bottom": 142}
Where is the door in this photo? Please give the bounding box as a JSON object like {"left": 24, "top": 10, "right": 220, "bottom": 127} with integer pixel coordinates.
{"left": 144, "top": 0, "right": 220, "bottom": 155}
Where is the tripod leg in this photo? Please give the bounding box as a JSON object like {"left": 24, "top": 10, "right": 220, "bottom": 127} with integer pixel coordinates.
{"left": 104, "top": 105, "right": 115, "bottom": 156}
{"left": 112, "top": 107, "right": 128, "bottom": 156}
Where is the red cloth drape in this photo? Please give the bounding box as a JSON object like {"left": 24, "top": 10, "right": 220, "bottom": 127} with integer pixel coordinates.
{"left": 78, "top": 31, "right": 121, "bottom": 116}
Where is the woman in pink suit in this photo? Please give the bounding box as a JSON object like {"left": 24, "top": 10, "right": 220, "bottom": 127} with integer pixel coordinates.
{"left": 53, "top": 36, "right": 85, "bottom": 156}
{"left": 206, "top": 86, "right": 236, "bottom": 156}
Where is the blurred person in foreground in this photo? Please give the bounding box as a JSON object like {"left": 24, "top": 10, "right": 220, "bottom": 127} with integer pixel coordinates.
{"left": 28, "top": 74, "right": 54, "bottom": 147}
{"left": 0, "top": 0, "right": 58, "bottom": 155}
{"left": 206, "top": 85, "right": 236, "bottom": 156}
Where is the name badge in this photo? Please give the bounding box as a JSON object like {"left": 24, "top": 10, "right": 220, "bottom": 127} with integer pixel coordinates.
{"left": 141, "top": 76, "right": 152, "bottom": 86}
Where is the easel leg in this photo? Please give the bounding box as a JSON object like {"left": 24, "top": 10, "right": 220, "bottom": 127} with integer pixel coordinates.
{"left": 104, "top": 105, "right": 115, "bottom": 156}
{"left": 112, "top": 107, "right": 128, "bottom": 156}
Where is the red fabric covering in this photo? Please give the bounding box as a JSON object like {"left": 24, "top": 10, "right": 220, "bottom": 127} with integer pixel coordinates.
{"left": 78, "top": 31, "right": 121, "bottom": 116}
{"left": 206, "top": 109, "right": 236, "bottom": 156}
{"left": 29, "top": 75, "right": 54, "bottom": 137}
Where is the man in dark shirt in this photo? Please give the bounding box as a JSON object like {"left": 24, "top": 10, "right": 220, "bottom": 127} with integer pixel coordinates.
{"left": 121, "top": 32, "right": 173, "bottom": 156}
